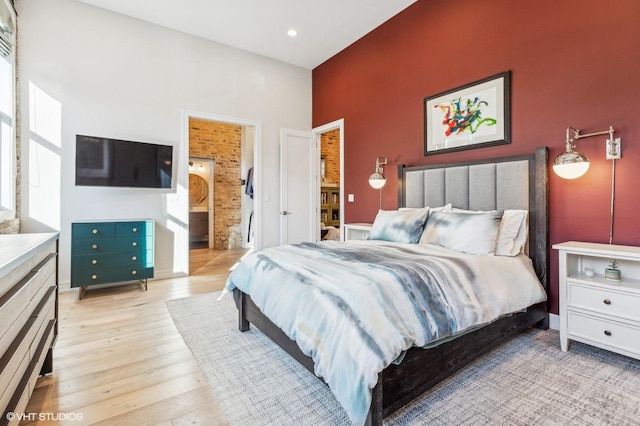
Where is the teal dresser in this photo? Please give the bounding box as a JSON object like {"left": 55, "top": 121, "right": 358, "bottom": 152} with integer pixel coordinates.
{"left": 71, "top": 220, "right": 154, "bottom": 299}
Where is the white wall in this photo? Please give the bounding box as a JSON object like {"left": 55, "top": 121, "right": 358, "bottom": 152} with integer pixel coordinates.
{"left": 16, "top": 0, "right": 312, "bottom": 289}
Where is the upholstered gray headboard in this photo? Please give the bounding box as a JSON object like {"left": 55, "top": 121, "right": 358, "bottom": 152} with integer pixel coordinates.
{"left": 397, "top": 147, "right": 549, "bottom": 292}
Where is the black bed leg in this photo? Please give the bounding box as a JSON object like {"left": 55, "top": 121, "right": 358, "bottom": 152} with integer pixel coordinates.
{"left": 365, "top": 374, "right": 383, "bottom": 426}
{"left": 536, "top": 312, "right": 550, "bottom": 330}
{"left": 238, "top": 291, "right": 250, "bottom": 332}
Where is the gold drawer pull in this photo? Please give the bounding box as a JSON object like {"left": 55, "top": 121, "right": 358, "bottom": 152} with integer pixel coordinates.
{"left": 92, "top": 229, "right": 98, "bottom": 234}
{"left": 91, "top": 274, "right": 98, "bottom": 280}
{"left": 92, "top": 244, "right": 98, "bottom": 249}
{"left": 92, "top": 259, "right": 98, "bottom": 265}
{"left": 132, "top": 242, "right": 138, "bottom": 247}
{"left": 132, "top": 256, "right": 137, "bottom": 261}
{"left": 132, "top": 227, "right": 138, "bottom": 232}
{"left": 603, "top": 299, "right": 611, "bottom": 305}
{"left": 132, "top": 270, "right": 137, "bottom": 275}
{"left": 604, "top": 330, "right": 612, "bottom": 336}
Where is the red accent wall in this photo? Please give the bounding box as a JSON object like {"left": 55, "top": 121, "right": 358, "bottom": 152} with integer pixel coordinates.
{"left": 312, "top": 0, "right": 640, "bottom": 314}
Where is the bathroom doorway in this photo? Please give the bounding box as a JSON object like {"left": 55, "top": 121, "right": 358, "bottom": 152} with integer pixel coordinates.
{"left": 188, "top": 157, "right": 214, "bottom": 249}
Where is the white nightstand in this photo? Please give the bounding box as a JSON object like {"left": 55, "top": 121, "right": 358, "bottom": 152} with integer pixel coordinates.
{"left": 553, "top": 241, "right": 640, "bottom": 360}
{"left": 343, "top": 223, "right": 372, "bottom": 241}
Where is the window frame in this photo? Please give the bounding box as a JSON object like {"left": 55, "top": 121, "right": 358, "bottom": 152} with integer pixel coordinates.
{"left": 0, "top": 0, "right": 16, "bottom": 221}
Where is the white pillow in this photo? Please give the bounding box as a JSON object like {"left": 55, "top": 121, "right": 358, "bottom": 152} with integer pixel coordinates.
{"left": 399, "top": 203, "right": 451, "bottom": 212}
{"left": 448, "top": 207, "right": 528, "bottom": 256}
{"left": 369, "top": 207, "right": 430, "bottom": 243}
{"left": 420, "top": 210, "right": 503, "bottom": 255}
{"left": 495, "top": 210, "right": 528, "bottom": 256}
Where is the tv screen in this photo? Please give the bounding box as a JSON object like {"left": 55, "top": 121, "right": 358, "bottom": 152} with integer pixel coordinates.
{"left": 75, "top": 135, "right": 173, "bottom": 188}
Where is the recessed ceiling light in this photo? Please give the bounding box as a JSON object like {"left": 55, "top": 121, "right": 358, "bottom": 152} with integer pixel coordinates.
{"left": 287, "top": 29, "right": 298, "bottom": 37}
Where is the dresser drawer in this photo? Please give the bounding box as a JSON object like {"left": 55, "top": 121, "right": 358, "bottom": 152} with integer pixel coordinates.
{"left": 567, "top": 310, "right": 640, "bottom": 356}
{"left": 0, "top": 351, "right": 29, "bottom": 415}
{"left": 0, "top": 254, "right": 56, "bottom": 352}
{"left": 71, "top": 266, "right": 153, "bottom": 286}
{"left": 72, "top": 222, "right": 116, "bottom": 239}
{"left": 72, "top": 251, "right": 145, "bottom": 269}
{"left": 568, "top": 282, "right": 640, "bottom": 322}
{"left": 72, "top": 237, "right": 144, "bottom": 255}
{"left": 0, "top": 291, "right": 54, "bottom": 412}
{"left": 72, "top": 238, "right": 119, "bottom": 255}
{"left": 116, "top": 221, "right": 147, "bottom": 237}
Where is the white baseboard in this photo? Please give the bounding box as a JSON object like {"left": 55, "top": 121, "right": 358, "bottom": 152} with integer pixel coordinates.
{"left": 549, "top": 313, "right": 560, "bottom": 330}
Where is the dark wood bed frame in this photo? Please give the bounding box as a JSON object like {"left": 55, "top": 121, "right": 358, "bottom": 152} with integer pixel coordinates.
{"left": 235, "top": 147, "right": 549, "bottom": 425}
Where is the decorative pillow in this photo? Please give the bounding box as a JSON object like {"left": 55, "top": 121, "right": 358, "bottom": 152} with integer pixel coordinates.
{"left": 431, "top": 203, "right": 453, "bottom": 213}
{"left": 369, "top": 207, "right": 430, "bottom": 243}
{"left": 420, "top": 210, "right": 503, "bottom": 255}
{"left": 495, "top": 210, "right": 528, "bottom": 256}
{"left": 400, "top": 203, "right": 452, "bottom": 213}
{"left": 448, "top": 207, "right": 528, "bottom": 256}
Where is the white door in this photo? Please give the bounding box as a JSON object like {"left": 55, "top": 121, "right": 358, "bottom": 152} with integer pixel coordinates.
{"left": 280, "top": 128, "right": 318, "bottom": 245}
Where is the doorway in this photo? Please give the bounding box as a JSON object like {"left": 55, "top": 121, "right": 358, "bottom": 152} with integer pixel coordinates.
{"left": 183, "top": 110, "right": 262, "bottom": 273}
{"left": 313, "top": 119, "right": 344, "bottom": 241}
{"left": 188, "top": 157, "right": 214, "bottom": 249}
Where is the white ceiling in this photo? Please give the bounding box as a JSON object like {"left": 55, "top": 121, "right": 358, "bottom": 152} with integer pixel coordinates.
{"left": 75, "top": 0, "right": 417, "bottom": 69}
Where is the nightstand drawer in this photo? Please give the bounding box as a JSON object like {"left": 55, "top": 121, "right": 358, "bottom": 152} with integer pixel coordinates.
{"left": 568, "top": 311, "right": 640, "bottom": 355}
{"left": 568, "top": 283, "right": 640, "bottom": 322}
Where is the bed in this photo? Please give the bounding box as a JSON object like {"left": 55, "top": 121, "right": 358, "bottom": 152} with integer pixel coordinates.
{"left": 226, "top": 147, "right": 549, "bottom": 425}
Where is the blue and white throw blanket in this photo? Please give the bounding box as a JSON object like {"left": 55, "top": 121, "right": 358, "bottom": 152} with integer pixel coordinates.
{"left": 225, "top": 240, "right": 547, "bottom": 425}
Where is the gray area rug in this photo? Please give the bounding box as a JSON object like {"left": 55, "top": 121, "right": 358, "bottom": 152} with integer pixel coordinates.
{"left": 166, "top": 292, "right": 640, "bottom": 425}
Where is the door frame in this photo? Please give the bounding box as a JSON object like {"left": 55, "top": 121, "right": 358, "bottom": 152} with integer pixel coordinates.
{"left": 312, "top": 119, "right": 344, "bottom": 240}
{"left": 182, "top": 110, "right": 263, "bottom": 250}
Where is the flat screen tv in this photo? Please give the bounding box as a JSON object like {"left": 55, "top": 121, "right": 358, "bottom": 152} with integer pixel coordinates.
{"left": 75, "top": 135, "right": 173, "bottom": 189}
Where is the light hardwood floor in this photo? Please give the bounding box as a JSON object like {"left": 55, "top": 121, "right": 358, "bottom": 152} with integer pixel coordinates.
{"left": 22, "top": 248, "right": 249, "bottom": 426}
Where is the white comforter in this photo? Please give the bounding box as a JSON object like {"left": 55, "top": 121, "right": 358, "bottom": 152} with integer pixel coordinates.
{"left": 225, "top": 240, "right": 546, "bottom": 425}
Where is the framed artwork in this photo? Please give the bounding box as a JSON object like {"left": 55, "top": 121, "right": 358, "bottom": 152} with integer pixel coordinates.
{"left": 424, "top": 71, "right": 510, "bottom": 155}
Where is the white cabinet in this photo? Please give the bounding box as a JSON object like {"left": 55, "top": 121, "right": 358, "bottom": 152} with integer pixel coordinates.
{"left": 1, "top": 233, "right": 59, "bottom": 423}
{"left": 553, "top": 241, "right": 640, "bottom": 360}
{"left": 343, "top": 223, "right": 372, "bottom": 241}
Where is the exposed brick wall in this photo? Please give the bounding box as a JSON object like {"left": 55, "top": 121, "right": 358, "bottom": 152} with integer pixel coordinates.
{"left": 320, "top": 129, "right": 340, "bottom": 185}
{"left": 189, "top": 118, "right": 241, "bottom": 249}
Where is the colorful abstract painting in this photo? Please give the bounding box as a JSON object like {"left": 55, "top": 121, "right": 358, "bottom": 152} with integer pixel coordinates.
{"left": 424, "top": 71, "right": 510, "bottom": 155}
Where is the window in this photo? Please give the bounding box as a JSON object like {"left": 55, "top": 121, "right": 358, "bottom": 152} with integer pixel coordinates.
{"left": 0, "top": 0, "right": 16, "bottom": 220}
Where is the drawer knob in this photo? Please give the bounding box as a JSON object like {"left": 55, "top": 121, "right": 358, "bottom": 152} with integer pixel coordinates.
{"left": 132, "top": 227, "right": 138, "bottom": 232}
{"left": 132, "top": 270, "right": 137, "bottom": 275}
{"left": 92, "top": 229, "right": 98, "bottom": 234}
{"left": 132, "top": 256, "right": 137, "bottom": 261}
{"left": 132, "top": 242, "right": 138, "bottom": 247}
{"left": 604, "top": 330, "right": 612, "bottom": 336}
{"left": 603, "top": 299, "right": 611, "bottom": 305}
{"left": 91, "top": 274, "right": 97, "bottom": 280}
{"left": 92, "top": 244, "right": 98, "bottom": 249}
{"left": 92, "top": 259, "right": 98, "bottom": 265}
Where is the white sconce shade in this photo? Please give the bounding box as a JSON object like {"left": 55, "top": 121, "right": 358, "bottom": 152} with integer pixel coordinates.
{"left": 368, "top": 172, "right": 386, "bottom": 189}
{"left": 368, "top": 157, "right": 388, "bottom": 189}
{"left": 553, "top": 149, "right": 590, "bottom": 179}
